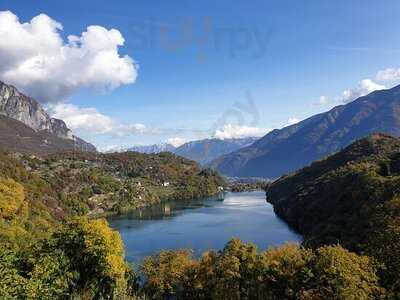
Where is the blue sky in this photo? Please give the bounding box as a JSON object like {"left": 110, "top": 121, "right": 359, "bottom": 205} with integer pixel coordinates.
{"left": 1, "top": 0, "right": 400, "bottom": 150}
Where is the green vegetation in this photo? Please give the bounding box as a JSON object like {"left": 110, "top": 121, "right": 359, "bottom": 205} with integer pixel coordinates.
{"left": 0, "top": 149, "right": 225, "bottom": 298}
{"left": 268, "top": 133, "right": 400, "bottom": 296}
{"left": 140, "top": 239, "right": 382, "bottom": 299}
{"left": 229, "top": 181, "right": 268, "bottom": 192}
{"left": 0, "top": 157, "right": 139, "bottom": 298}
{"left": 0, "top": 217, "right": 139, "bottom": 299}
{"left": 2, "top": 134, "right": 400, "bottom": 298}
{"left": 0, "top": 150, "right": 225, "bottom": 219}
{"left": 1, "top": 229, "right": 384, "bottom": 299}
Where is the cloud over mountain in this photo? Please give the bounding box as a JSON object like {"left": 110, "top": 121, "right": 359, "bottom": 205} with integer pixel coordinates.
{"left": 0, "top": 10, "right": 137, "bottom": 103}
{"left": 167, "top": 137, "right": 186, "bottom": 147}
{"left": 49, "top": 103, "right": 146, "bottom": 138}
{"left": 342, "top": 79, "right": 385, "bottom": 103}
{"left": 316, "top": 71, "right": 391, "bottom": 108}
{"left": 214, "top": 124, "right": 270, "bottom": 139}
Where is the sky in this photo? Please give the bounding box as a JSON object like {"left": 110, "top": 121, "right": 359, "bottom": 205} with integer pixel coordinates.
{"left": 1, "top": 0, "right": 400, "bottom": 150}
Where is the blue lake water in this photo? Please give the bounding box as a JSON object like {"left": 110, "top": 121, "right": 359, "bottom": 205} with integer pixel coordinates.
{"left": 108, "top": 191, "right": 301, "bottom": 264}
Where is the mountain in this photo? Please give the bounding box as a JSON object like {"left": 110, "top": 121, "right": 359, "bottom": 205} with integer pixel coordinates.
{"left": 0, "top": 115, "right": 95, "bottom": 155}
{"left": 266, "top": 133, "right": 400, "bottom": 290}
{"left": 127, "top": 143, "right": 176, "bottom": 154}
{"left": 127, "top": 137, "right": 258, "bottom": 165}
{"left": 173, "top": 137, "right": 258, "bottom": 164}
{"left": 211, "top": 85, "right": 400, "bottom": 178}
{"left": 0, "top": 81, "right": 95, "bottom": 153}
{"left": 267, "top": 133, "right": 400, "bottom": 250}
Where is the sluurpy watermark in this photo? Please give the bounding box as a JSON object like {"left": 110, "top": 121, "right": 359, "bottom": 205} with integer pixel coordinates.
{"left": 187, "top": 89, "right": 263, "bottom": 161}
{"left": 209, "top": 90, "right": 260, "bottom": 136}
{"left": 127, "top": 17, "right": 272, "bottom": 61}
{"left": 146, "top": 89, "right": 262, "bottom": 139}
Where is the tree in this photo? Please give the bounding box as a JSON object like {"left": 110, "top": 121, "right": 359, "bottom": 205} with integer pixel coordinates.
{"left": 0, "top": 177, "right": 30, "bottom": 249}
{"left": 367, "top": 197, "right": 400, "bottom": 296}
{"left": 138, "top": 240, "right": 384, "bottom": 300}
{"left": 49, "top": 217, "right": 133, "bottom": 299}
{"left": 257, "top": 243, "right": 314, "bottom": 299}
{"left": 0, "top": 177, "right": 27, "bottom": 221}
{"left": 305, "top": 245, "right": 382, "bottom": 300}
{"left": 0, "top": 243, "right": 27, "bottom": 299}
{"left": 141, "top": 249, "right": 197, "bottom": 299}
{"left": 211, "top": 239, "right": 259, "bottom": 300}
{"left": 24, "top": 249, "right": 74, "bottom": 300}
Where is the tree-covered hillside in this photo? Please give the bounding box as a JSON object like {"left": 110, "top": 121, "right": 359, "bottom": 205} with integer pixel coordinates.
{"left": 268, "top": 133, "right": 400, "bottom": 293}
{"left": 2, "top": 136, "right": 400, "bottom": 299}
{"left": 0, "top": 149, "right": 227, "bottom": 299}
{"left": 0, "top": 150, "right": 226, "bottom": 219}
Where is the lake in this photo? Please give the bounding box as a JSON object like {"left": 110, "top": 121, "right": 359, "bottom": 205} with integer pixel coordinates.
{"left": 108, "top": 191, "right": 301, "bottom": 264}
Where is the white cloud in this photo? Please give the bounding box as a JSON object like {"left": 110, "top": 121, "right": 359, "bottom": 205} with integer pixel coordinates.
{"left": 167, "top": 137, "right": 186, "bottom": 147}
{"left": 342, "top": 79, "right": 385, "bottom": 103}
{"left": 376, "top": 68, "right": 400, "bottom": 83}
{"left": 317, "top": 78, "right": 386, "bottom": 108}
{"left": 314, "top": 67, "right": 400, "bottom": 108}
{"left": 49, "top": 103, "right": 146, "bottom": 137}
{"left": 0, "top": 11, "right": 137, "bottom": 103}
{"left": 50, "top": 103, "right": 114, "bottom": 134}
{"left": 286, "top": 117, "right": 300, "bottom": 126}
{"left": 313, "top": 95, "right": 329, "bottom": 106}
{"left": 214, "top": 124, "right": 270, "bottom": 139}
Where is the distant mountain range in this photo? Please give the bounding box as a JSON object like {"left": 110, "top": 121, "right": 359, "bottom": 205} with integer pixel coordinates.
{"left": 127, "top": 137, "right": 258, "bottom": 165}
{"left": 128, "top": 143, "right": 176, "bottom": 154}
{"left": 211, "top": 85, "right": 400, "bottom": 178}
{"left": 173, "top": 137, "right": 258, "bottom": 164}
{"left": 0, "top": 81, "right": 95, "bottom": 154}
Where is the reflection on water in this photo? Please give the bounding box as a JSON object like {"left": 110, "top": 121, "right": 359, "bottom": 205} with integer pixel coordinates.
{"left": 108, "top": 192, "right": 301, "bottom": 264}
{"left": 109, "top": 194, "right": 222, "bottom": 221}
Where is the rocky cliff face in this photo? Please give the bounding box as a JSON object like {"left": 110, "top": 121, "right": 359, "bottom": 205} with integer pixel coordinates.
{"left": 0, "top": 81, "right": 96, "bottom": 152}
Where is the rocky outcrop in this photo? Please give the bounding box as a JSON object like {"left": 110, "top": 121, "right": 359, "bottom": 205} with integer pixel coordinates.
{"left": 0, "top": 115, "right": 92, "bottom": 155}
{"left": 0, "top": 81, "right": 95, "bottom": 152}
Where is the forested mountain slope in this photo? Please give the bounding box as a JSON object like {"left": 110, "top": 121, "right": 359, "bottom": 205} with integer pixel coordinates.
{"left": 268, "top": 133, "right": 400, "bottom": 291}
{"left": 212, "top": 85, "right": 400, "bottom": 178}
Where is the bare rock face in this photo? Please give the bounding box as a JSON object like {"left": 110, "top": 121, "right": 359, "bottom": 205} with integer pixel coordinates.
{"left": 49, "top": 118, "right": 74, "bottom": 140}
{"left": 0, "top": 82, "right": 52, "bottom": 132}
{"left": 0, "top": 81, "right": 96, "bottom": 152}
